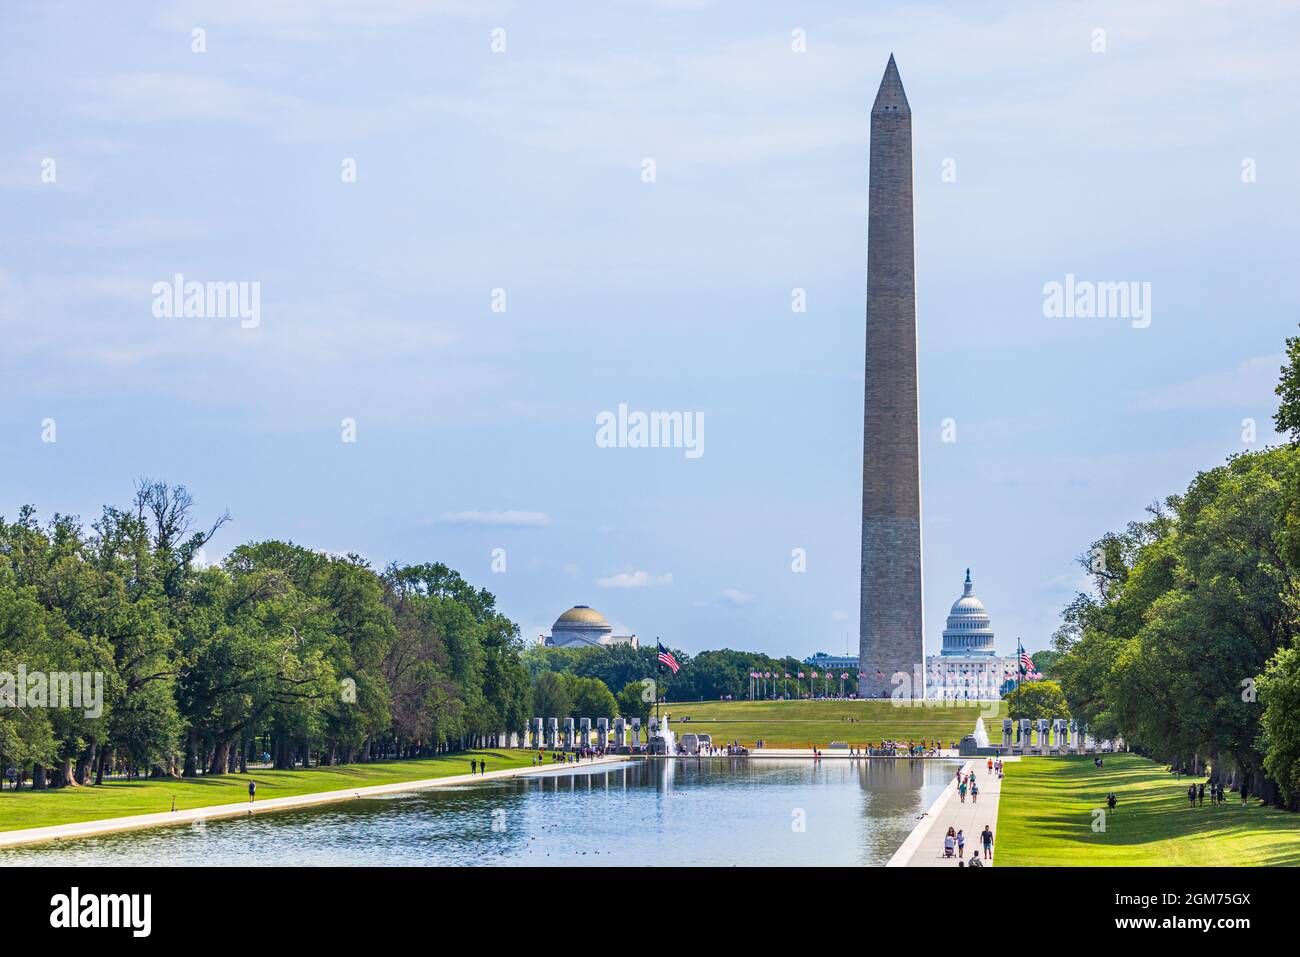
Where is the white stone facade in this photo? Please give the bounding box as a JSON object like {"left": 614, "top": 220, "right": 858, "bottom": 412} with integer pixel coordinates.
{"left": 924, "top": 571, "right": 1018, "bottom": 700}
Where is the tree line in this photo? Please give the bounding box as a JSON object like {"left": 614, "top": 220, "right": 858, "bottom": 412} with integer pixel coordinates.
{"left": 1048, "top": 336, "right": 1300, "bottom": 810}
{"left": 523, "top": 644, "right": 818, "bottom": 711}
{"left": 0, "top": 482, "right": 530, "bottom": 787}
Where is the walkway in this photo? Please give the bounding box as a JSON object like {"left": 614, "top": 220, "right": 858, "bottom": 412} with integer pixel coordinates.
{"left": 886, "top": 756, "right": 1017, "bottom": 867}
{"left": 0, "top": 755, "right": 628, "bottom": 850}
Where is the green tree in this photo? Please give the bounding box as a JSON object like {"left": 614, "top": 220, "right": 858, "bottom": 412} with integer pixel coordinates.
{"left": 531, "top": 670, "right": 573, "bottom": 721}
{"left": 1258, "top": 647, "right": 1300, "bottom": 803}
{"left": 569, "top": 676, "right": 617, "bottom": 719}
{"left": 1004, "top": 680, "right": 1070, "bottom": 720}
{"left": 1275, "top": 330, "right": 1300, "bottom": 443}
{"left": 616, "top": 679, "right": 653, "bottom": 723}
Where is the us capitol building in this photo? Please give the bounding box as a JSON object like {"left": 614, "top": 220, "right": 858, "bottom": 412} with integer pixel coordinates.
{"left": 924, "top": 570, "right": 1018, "bottom": 700}
{"left": 538, "top": 605, "right": 639, "bottom": 649}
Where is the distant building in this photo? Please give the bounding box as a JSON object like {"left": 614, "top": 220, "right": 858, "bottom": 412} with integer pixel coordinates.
{"left": 539, "top": 605, "right": 638, "bottom": 649}
{"left": 924, "top": 570, "right": 1018, "bottom": 700}
{"left": 803, "top": 652, "right": 859, "bottom": 672}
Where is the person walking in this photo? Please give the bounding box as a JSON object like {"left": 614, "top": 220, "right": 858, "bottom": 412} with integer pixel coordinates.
{"left": 981, "top": 824, "right": 993, "bottom": 860}
{"left": 971, "top": 780, "right": 979, "bottom": 804}
{"left": 247, "top": 780, "right": 256, "bottom": 805}
{"left": 1187, "top": 783, "right": 1196, "bottom": 807}
{"left": 1197, "top": 782, "right": 1205, "bottom": 806}
{"left": 958, "top": 779, "right": 967, "bottom": 804}
{"left": 471, "top": 758, "right": 477, "bottom": 775}
{"left": 956, "top": 829, "right": 965, "bottom": 857}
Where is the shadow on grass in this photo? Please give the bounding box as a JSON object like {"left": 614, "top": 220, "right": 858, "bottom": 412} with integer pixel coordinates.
{"left": 1001, "top": 755, "right": 1300, "bottom": 862}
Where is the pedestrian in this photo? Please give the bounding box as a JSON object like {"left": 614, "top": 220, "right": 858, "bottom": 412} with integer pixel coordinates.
{"left": 971, "top": 780, "right": 979, "bottom": 805}
{"left": 956, "top": 828, "right": 965, "bottom": 857}
{"left": 1187, "top": 783, "right": 1196, "bottom": 808}
{"left": 981, "top": 824, "right": 993, "bottom": 860}
{"left": 480, "top": 760, "right": 487, "bottom": 774}
{"left": 1106, "top": 791, "right": 1117, "bottom": 811}
{"left": 987, "top": 757, "right": 993, "bottom": 774}
{"left": 248, "top": 780, "right": 256, "bottom": 805}
{"left": 1197, "top": 783, "right": 1205, "bottom": 806}
{"left": 471, "top": 758, "right": 477, "bottom": 774}
{"left": 959, "top": 779, "right": 967, "bottom": 804}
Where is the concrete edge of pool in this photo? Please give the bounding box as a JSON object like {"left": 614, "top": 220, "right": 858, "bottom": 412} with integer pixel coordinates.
{"left": 0, "top": 756, "right": 632, "bottom": 850}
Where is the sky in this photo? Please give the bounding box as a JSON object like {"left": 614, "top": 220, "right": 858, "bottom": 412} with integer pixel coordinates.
{"left": 2, "top": 0, "right": 1297, "bottom": 661}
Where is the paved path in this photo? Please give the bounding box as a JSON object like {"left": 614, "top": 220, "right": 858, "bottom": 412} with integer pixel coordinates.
{"left": 887, "top": 756, "right": 1017, "bottom": 867}
{"left": 0, "top": 756, "right": 629, "bottom": 850}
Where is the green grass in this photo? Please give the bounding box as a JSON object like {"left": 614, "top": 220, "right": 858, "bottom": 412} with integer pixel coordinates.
{"left": 661, "top": 698, "right": 1005, "bottom": 749}
{"left": 995, "top": 753, "right": 1300, "bottom": 866}
{"left": 0, "top": 750, "right": 534, "bottom": 833}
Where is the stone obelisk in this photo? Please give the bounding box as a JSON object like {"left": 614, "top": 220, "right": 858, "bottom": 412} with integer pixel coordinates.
{"left": 859, "top": 54, "right": 924, "bottom": 699}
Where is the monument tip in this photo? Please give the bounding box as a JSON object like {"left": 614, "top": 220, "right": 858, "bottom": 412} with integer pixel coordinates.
{"left": 872, "top": 54, "right": 910, "bottom": 115}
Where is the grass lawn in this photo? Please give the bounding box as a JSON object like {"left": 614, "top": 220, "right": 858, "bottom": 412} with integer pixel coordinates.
{"left": 661, "top": 698, "right": 1004, "bottom": 749}
{"left": 995, "top": 753, "right": 1300, "bottom": 866}
{"left": 0, "top": 750, "right": 534, "bottom": 833}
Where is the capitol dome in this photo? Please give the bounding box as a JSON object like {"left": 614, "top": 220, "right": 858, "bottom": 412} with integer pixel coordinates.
{"left": 940, "top": 569, "right": 996, "bottom": 657}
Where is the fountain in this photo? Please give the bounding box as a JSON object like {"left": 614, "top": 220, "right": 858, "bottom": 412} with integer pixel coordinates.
{"left": 973, "top": 717, "right": 990, "bottom": 749}
{"left": 648, "top": 714, "right": 677, "bottom": 755}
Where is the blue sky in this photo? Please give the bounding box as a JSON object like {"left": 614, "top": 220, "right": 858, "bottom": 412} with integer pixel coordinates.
{"left": 2, "top": 0, "right": 1297, "bottom": 660}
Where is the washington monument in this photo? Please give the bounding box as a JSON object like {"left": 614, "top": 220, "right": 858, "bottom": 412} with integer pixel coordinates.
{"left": 859, "top": 55, "right": 924, "bottom": 699}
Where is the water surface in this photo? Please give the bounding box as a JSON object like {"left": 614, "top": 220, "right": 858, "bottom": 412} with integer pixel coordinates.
{"left": 3, "top": 758, "right": 958, "bottom": 866}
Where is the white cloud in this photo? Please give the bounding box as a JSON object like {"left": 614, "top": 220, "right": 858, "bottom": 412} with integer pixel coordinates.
{"left": 72, "top": 74, "right": 305, "bottom": 125}
{"left": 720, "top": 588, "right": 754, "bottom": 605}
{"left": 45, "top": 217, "right": 214, "bottom": 248}
{"left": 1137, "top": 354, "right": 1284, "bottom": 412}
{"left": 439, "top": 510, "right": 551, "bottom": 527}
{"left": 596, "top": 570, "right": 672, "bottom": 588}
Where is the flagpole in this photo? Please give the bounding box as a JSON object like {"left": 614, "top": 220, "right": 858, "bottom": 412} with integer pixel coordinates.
{"left": 655, "top": 636, "right": 661, "bottom": 725}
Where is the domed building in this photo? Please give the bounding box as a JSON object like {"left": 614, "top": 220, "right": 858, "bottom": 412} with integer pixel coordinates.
{"left": 924, "top": 570, "right": 1017, "bottom": 700}
{"left": 540, "top": 606, "right": 639, "bottom": 649}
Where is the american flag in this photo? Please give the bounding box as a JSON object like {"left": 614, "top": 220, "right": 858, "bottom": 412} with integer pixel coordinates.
{"left": 657, "top": 642, "right": 680, "bottom": 674}
{"left": 1019, "top": 651, "right": 1035, "bottom": 675}
{"left": 798, "top": 672, "right": 805, "bottom": 679}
